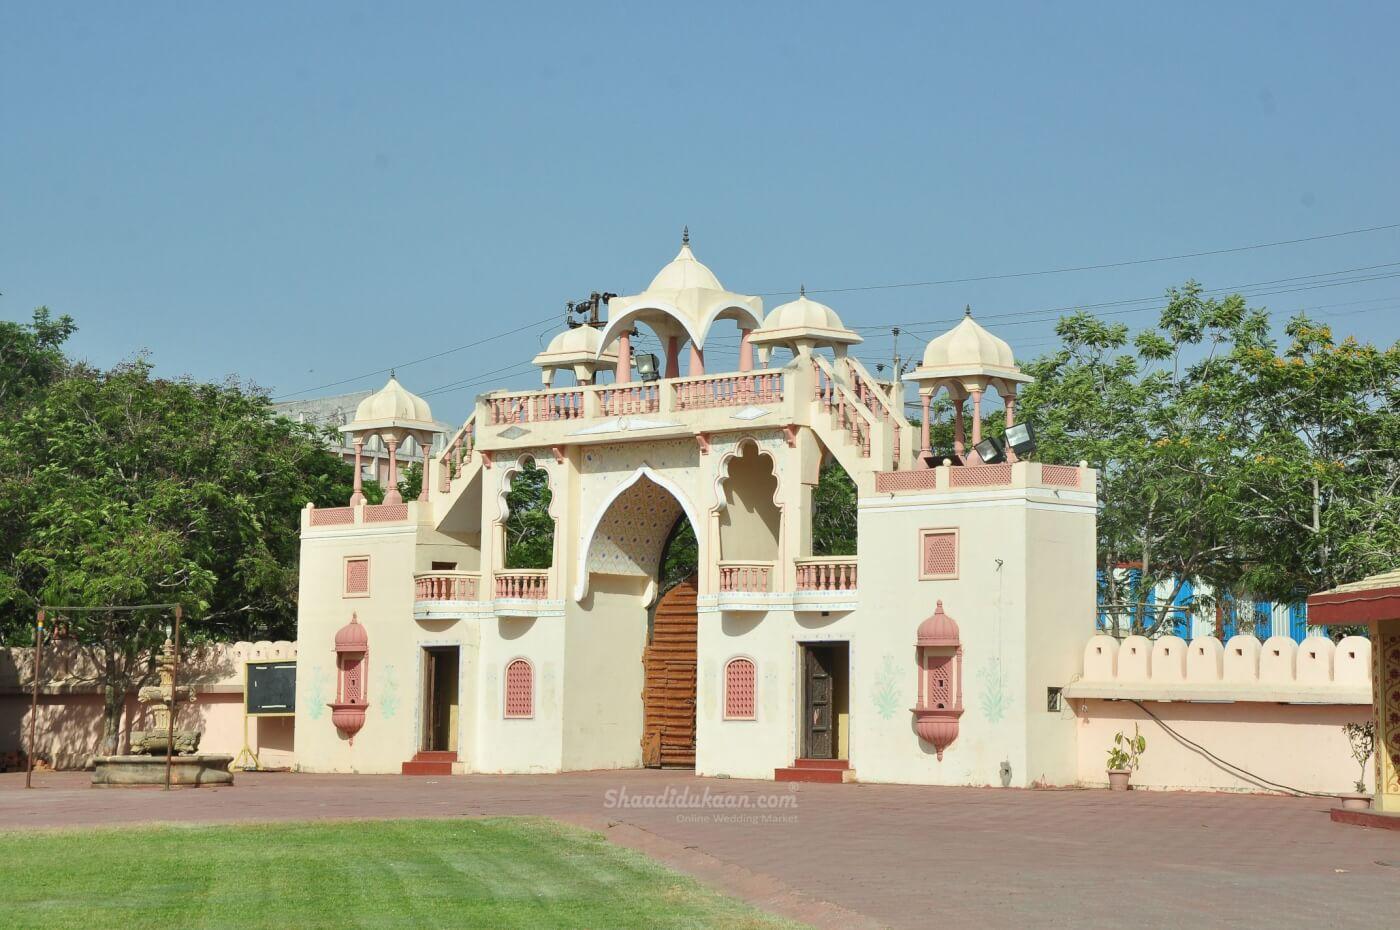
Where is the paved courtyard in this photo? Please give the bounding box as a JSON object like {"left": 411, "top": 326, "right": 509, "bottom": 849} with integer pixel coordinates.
{"left": 4, "top": 769, "right": 1398, "bottom": 929}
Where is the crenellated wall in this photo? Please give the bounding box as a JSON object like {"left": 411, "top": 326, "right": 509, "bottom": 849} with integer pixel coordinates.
{"left": 1067, "top": 634, "right": 1373, "bottom": 794}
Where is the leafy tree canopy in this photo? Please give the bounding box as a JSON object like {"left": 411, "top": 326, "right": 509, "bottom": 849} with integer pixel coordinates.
{"left": 1017, "top": 282, "right": 1400, "bottom": 635}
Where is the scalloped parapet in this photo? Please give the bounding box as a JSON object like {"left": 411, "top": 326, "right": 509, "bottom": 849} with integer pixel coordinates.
{"left": 1068, "top": 634, "right": 1371, "bottom": 704}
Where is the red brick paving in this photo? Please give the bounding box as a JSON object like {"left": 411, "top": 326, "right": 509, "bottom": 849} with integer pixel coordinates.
{"left": 4, "top": 770, "right": 1399, "bottom": 929}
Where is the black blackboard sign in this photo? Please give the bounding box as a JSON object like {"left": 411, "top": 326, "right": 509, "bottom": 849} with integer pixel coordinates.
{"left": 246, "top": 661, "right": 296, "bottom": 716}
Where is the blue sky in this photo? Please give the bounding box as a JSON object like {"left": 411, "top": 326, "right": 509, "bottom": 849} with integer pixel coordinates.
{"left": 3, "top": 2, "right": 1398, "bottom": 424}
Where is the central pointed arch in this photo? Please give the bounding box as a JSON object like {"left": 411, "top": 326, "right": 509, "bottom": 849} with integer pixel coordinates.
{"left": 574, "top": 465, "right": 704, "bottom": 602}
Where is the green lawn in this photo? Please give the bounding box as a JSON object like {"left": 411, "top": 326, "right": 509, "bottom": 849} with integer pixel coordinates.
{"left": 0, "top": 817, "right": 804, "bottom": 930}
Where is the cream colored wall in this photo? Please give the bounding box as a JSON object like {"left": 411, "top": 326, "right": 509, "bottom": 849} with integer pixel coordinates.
{"left": 1074, "top": 699, "right": 1371, "bottom": 793}
{"left": 468, "top": 615, "right": 565, "bottom": 773}
{"left": 1022, "top": 506, "right": 1097, "bottom": 784}
{"left": 561, "top": 573, "right": 649, "bottom": 771}
{"left": 294, "top": 506, "right": 423, "bottom": 773}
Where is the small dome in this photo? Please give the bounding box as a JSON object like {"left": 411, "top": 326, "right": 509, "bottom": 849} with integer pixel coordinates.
{"left": 761, "top": 292, "right": 847, "bottom": 332}
{"left": 543, "top": 325, "right": 605, "bottom": 356}
{"left": 916, "top": 601, "right": 961, "bottom": 646}
{"left": 354, "top": 374, "right": 433, "bottom": 424}
{"left": 334, "top": 614, "right": 369, "bottom": 653}
{"left": 648, "top": 241, "right": 723, "bottom": 292}
{"left": 921, "top": 309, "right": 1016, "bottom": 370}
{"left": 749, "top": 287, "right": 862, "bottom": 349}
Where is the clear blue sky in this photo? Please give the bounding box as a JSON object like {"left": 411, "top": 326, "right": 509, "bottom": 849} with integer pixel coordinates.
{"left": 4, "top": 2, "right": 1398, "bottom": 424}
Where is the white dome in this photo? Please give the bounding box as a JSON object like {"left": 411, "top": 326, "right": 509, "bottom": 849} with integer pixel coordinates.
{"left": 749, "top": 288, "right": 861, "bottom": 348}
{"left": 921, "top": 310, "right": 1017, "bottom": 370}
{"left": 599, "top": 232, "right": 763, "bottom": 353}
{"left": 647, "top": 241, "right": 723, "bottom": 292}
{"left": 761, "top": 292, "right": 848, "bottom": 332}
{"left": 543, "top": 324, "right": 605, "bottom": 356}
{"left": 354, "top": 374, "right": 433, "bottom": 423}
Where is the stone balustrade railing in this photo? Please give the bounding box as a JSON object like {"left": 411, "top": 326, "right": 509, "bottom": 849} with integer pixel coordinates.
{"left": 673, "top": 371, "right": 784, "bottom": 410}
{"left": 718, "top": 560, "right": 774, "bottom": 593}
{"left": 873, "top": 461, "right": 1095, "bottom": 495}
{"left": 414, "top": 570, "right": 481, "bottom": 602}
{"left": 437, "top": 414, "right": 477, "bottom": 492}
{"left": 305, "top": 502, "right": 412, "bottom": 527}
{"left": 794, "top": 556, "right": 858, "bottom": 592}
{"left": 597, "top": 383, "right": 660, "bottom": 416}
{"left": 494, "top": 570, "right": 550, "bottom": 600}
{"left": 1066, "top": 633, "right": 1372, "bottom": 704}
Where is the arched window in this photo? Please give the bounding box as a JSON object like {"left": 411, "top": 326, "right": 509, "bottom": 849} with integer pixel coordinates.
{"left": 504, "top": 658, "right": 534, "bottom": 719}
{"left": 724, "top": 657, "right": 756, "bottom": 720}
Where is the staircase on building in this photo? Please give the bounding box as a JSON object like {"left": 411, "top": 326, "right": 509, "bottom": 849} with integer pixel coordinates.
{"left": 774, "top": 758, "right": 855, "bottom": 784}
{"left": 401, "top": 750, "right": 458, "bottom": 776}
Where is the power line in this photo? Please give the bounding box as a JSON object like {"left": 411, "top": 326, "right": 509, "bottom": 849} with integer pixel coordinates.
{"left": 273, "top": 313, "right": 560, "bottom": 401}
{"left": 760, "top": 221, "right": 1400, "bottom": 298}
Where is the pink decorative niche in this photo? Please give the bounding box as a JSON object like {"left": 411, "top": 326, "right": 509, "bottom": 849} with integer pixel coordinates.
{"left": 911, "top": 600, "right": 963, "bottom": 760}
{"left": 330, "top": 613, "right": 369, "bottom": 744}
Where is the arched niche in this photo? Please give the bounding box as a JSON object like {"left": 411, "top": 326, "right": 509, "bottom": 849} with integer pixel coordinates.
{"left": 574, "top": 466, "right": 703, "bottom": 602}
{"left": 713, "top": 438, "right": 781, "bottom": 562}
{"left": 494, "top": 453, "right": 559, "bottom": 570}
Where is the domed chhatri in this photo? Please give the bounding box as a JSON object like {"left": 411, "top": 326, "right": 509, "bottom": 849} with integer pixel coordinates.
{"left": 905, "top": 308, "right": 1034, "bottom": 466}
{"left": 749, "top": 287, "right": 862, "bottom": 362}
{"left": 334, "top": 612, "right": 370, "bottom": 652}
{"left": 351, "top": 373, "right": 436, "bottom": 430}
{"left": 340, "top": 374, "right": 442, "bottom": 506}
{"left": 913, "top": 307, "right": 1026, "bottom": 380}
{"left": 598, "top": 230, "right": 764, "bottom": 381}
{"left": 532, "top": 324, "right": 618, "bottom": 386}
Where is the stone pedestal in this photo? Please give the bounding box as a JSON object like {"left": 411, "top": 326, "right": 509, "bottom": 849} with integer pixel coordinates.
{"left": 92, "top": 754, "right": 235, "bottom": 787}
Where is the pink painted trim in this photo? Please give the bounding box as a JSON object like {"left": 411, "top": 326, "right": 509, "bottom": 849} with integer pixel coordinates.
{"left": 343, "top": 556, "right": 371, "bottom": 597}
{"left": 503, "top": 657, "right": 534, "bottom": 718}
{"left": 918, "top": 528, "right": 959, "bottom": 581}
{"left": 723, "top": 656, "right": 756, "bottom": 719}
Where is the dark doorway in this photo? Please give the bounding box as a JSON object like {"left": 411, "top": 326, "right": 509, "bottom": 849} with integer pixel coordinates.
{"left": 802, "top": 642, "right": 849, "bottom": 760}
{"left": 642, "top": 577, "right": 698, "bottom": 768}
{"left": 422, "top": 646, "right": 459, "bottom": 753}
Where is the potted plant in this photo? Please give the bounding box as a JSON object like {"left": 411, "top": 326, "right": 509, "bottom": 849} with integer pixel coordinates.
{"left": 1339, "top": 721, "right": 1375, "bottom": 811}
{"left": 1106, "top": 724, "right": 1146, "bottom": 791}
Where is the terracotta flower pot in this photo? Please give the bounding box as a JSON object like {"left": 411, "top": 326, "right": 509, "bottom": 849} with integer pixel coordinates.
{"left": 1338, "top": 792, "right": 1372, "bottom": 811}
{"left": 1107, "top": 769, "right": 1132, "bottom": 791}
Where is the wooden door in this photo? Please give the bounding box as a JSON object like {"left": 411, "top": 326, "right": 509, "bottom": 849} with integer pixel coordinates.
{"left": 642, "top": 578, "right": 698, "bottom": 767}
{"left": 803, "top": 646, "right": 835, "bottom": 759}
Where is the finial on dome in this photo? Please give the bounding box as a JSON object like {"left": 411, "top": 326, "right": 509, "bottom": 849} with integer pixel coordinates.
{"left": 964, "top": 305, "right": 973, "bottom": 318}
{"left": 799, "top": 284, "right": 806, "bottom": 297}
{"left": 682, "top": 225, "right": 690, "bottom": 246}
{"left": 389, "top": 368, "right": 397, "bottom": 379}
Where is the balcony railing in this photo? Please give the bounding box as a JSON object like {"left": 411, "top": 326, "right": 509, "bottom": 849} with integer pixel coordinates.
{"left": 597, "top": 383, "right": 660, "bottom": 416}
{"left": 794, "top": 557, "right": 859, "bottom": 592}
{"left": 718, "top": 560, "right": 774, "bottom": 593}
{"left": 673, "top": 372, "right": 783, "bottom": 410}
{"left": 414, "top": 570, "right": 481, "bottom": 602}
{"left": 495, "top": 570, "right": 550, "bottom": 600}
{"left": 487, "top": 389, "right": 587, "bottom": 425}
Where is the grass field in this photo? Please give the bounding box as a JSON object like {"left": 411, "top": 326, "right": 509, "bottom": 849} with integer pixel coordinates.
{"left": 0, "top": 817, "right": 803, "bottom": 930}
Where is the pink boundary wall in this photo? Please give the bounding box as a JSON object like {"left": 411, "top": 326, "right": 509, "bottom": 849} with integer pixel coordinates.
{"left": 0, "top": 641, "right": 296, "bottom": 771}
{"left": 1068, "top": 634, "right": 1373, "bottom": 794}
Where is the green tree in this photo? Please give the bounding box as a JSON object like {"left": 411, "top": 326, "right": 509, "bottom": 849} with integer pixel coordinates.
{"left": 0, "top": 317, "right": 366, "bottom": 749}
{"left": 811, "top": 457, "right": 858, "bottom": 556}
{"left": 1018, "top": 282, "right": 1399, "bottom": 635}
{"left": 504, "top": 461, "right": 554, "bottom": 569}
{"left": 0, "top": 307, "right": 75, "bottom": 410}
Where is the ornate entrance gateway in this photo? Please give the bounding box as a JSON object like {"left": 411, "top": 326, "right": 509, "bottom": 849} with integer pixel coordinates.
{"left": 642, "top": 578, "right": 698, "bottom": 768}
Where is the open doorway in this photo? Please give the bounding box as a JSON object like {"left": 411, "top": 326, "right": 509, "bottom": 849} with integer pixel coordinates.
{"left": 800, "top": 642, "right": 849, "bottom": 761}
{"left": 421, "top": 646, "right": 459, "bottom": 753}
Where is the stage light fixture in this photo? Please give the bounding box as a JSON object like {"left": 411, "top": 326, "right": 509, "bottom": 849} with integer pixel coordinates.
{"left": 974, "top": 436, "right": 1006, "bottom": 464}
{"left": 1005, "top": 422, "right": 1037, "bottom": 457}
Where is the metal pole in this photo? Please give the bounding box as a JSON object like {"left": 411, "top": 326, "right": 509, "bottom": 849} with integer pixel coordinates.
{"left": 165, "top": 604, "right": 182, "bottom": 790}
{"left": 26, "top": 610, "right": 44, "bottom": 789}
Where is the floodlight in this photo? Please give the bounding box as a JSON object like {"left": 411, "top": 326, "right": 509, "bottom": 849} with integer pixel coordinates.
{"left": 1004, "top": 422, "right": 1037, "bottom": 457}
{"left": 635, "top": 353, "right": 660, "bottom": 382}
{"left": 974, "top": 436, "right": 1006, "bottom": 464}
